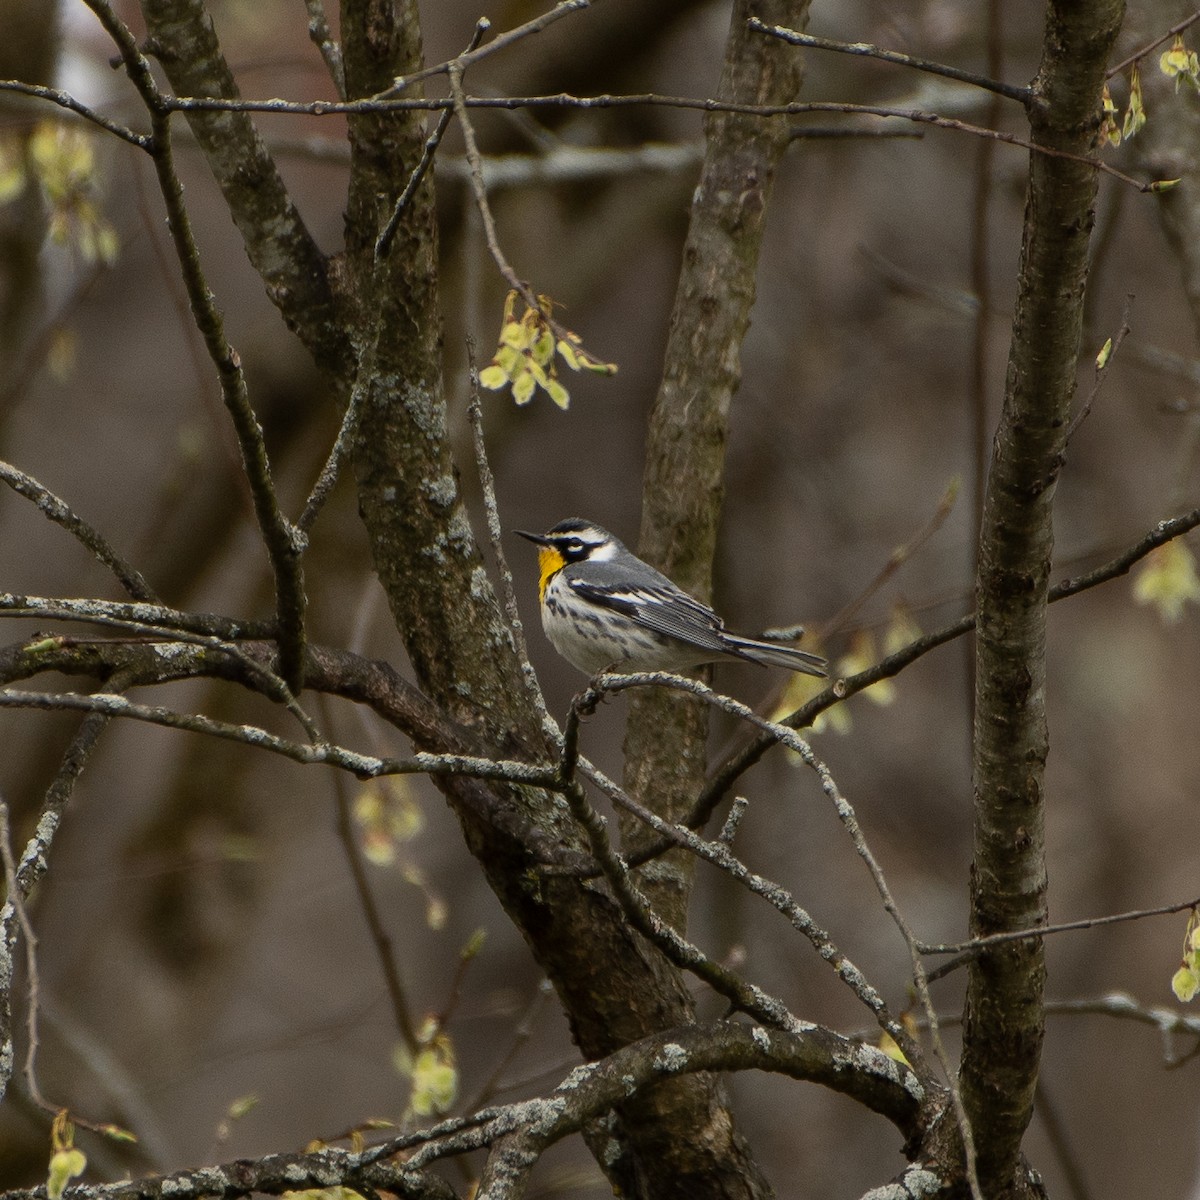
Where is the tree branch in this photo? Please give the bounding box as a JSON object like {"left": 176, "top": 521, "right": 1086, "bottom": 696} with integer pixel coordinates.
{"left": 961, "top": 2, "right": 1125, "bottom": 1193}
{"left": 748, "top": 18, "right": 1033, "bottom": 105}
{"left": 0, "top": 461, "right": 158, "bottom": 602}
{"left": 0, "top": 696, "right": 119, "bottom": 1106}
{"left": 133, "top": 0, "right": 351, "bottom": 376}
{"left": 83, "top": 0, "right": 309, "bottom": 693}
{"left": 0, "top": 1022, "right": 920, "bottom": 1200}
{"left": 699, "top": 502, "right": 1200, "bottom": 823}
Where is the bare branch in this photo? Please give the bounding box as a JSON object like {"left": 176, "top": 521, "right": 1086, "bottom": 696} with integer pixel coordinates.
{"left": 376, "top": 0, "right": 592, "bottom": 98}
{"left": 81, "top": 0, "right": 309, "bottom": 692}
{"left": 821, "top": 478, "right": 959, "bottom": 639}
{"left": 0, "top": 592, "right": 273, "bottom": 639}
{"left": 376, "top": 20, "right": 490, "bottom": 260}
{"left": 0, "top": 797, "right": 49, "bottom": 1111}
{"left": 923, "top": 894, "right": 1200, "bottom": 961}
{"left": 0, "top": 1022, "right": 919, "bottom": 1200}
{"left": 0, "top": 461, "right": 158, "bottom": 602}
{"left": 557, "top": 769, "right": 807, "bottom": 1035}
{"left": 124, "top": 0, "right": 350, "bottom": 376}
{"left": 1107, "top": 8, "right": 1200, "bottom": 77}
{"left": 963, "top": 2, "right": 1124, "bottom": 1191}
{"left": 0, "top": 689, "right": 557, "bottom": 789}
{"left": 466, "top": 355, "right": 556, "bottom": 746}
{"left": 748, "top": 18, "right": 1033, "bottom": 105}
{"left": 1, "top": 696, "right": 118, "bottom": 1106}
{"left": 700, "top": 503, "right": 1200, "bottom": 818}
{"left": 0, "top": 79, "right": 149, "bottom": 148}
{"left": 329, "top": 765, "right": 421, "bottom": 1055}
{"left": 566, "top": 699, "right": 917, "bottom": 1063}
{"left": 303, "top": 0, "right": 345, "bottom": 97}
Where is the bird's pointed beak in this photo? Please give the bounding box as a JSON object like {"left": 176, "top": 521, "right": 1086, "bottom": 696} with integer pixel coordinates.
{"left": 515, "top": 529, "right": 551, "bottom": 546}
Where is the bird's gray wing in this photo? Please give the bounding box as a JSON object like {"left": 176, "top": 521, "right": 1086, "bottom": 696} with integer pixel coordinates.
{"left": 566, "top": 566, "right": 732, "bottom": 655}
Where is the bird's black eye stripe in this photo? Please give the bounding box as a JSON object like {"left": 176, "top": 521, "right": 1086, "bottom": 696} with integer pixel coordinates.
{"left": 559, "top": 537, "right": 587, "bottom": 557}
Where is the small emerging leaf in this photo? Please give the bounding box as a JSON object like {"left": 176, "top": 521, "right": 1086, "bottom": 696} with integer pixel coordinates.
{"left": 512, "top": 367, "right": 536, "bottom": 406}
{"left": 461, "top": 927, "right": 487, "bottom": 960}
{"left": 1173, "top": 965, "right": 1199, "bottom": 1003}
{"left": 1148, "top": 177, "right": 1182, "bottom": 193}
{"left": 878, "top": 1031, "right": 909, "bottom": 1066}
{"left": 531, "top": 329, "right": 555, "bottom": 366}
{"left": 409, "top": 1037, "right": 458, "bottom": 1117}
{"left": 47, "top": 1149, "right": 86, "bottom": 1200}
{"left": 500, "top": 319, "right": 531, "bottom": 350}
{"left": 546, "top": 378, "right": 571, "bottom": 409}
{"left": 95, "top": 1123, "right": 138, "bottom": 1145}
{"left": 575, "top": 347, "right": 620, "bottom": 375}
{"left": 1095, "top": 337, "right": 1113, "bottom": 370}
{"left": 1133, "top": 540, "right": 1200, "bottom": 623}
{"left": 354, "top": 779, "right": 423, "bottom": 866}
{"left": 1122, "top": 65, "right": 1146, "bottom": 141}
{"left": 480, "top": 362, "right": 508, "bottom": 391}
{"left": 1100, "top": 84, "right": 1121, "bottom": 147}
{"left": 226, "top": 1094, "right": 260, "bottom": 1121}
{"left": 483, "top": 290, "right": 616, "bottom": 406}
{"left": 425, "top": 895, "right": 448, "bottom": 930}
{"left": 1160, "top": 34, "right": 1200, "bottom": 89}
{"left": 556, "top": 338, "right": 580, "bottom": 370}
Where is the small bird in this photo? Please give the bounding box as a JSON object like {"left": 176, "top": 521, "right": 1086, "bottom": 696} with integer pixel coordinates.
{"left": 515, "top": 518, "right": 827, "bottom": 677}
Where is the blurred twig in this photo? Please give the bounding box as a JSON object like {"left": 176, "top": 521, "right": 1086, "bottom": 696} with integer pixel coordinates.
{"left": 0, "top": 461, "right": 158, "bottom": 602}
{"left": 329, "top": 756, "right": 421, "bottom": 1055}
{"left": 749, "top": 18, "right": 1032, "bottom": 105}
{"left": 820, "top": 477, "right": 959, "bottom": 640}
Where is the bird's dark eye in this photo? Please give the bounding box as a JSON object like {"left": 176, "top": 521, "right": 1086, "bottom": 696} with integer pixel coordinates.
{"left": 564, "top": 538, "right": 585, "bottom": 554}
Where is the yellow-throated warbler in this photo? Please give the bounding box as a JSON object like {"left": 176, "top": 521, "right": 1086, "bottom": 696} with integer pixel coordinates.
{"left": 515, "top": 518, "right": 827, "bottom": 677}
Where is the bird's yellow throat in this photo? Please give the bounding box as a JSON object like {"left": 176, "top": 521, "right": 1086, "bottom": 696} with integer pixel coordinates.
{"left": 537, "top": 546, "right": 565, "bottom": 602}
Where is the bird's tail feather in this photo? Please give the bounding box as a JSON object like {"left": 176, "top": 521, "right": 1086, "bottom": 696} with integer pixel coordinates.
{"left": 722, "top": 633, "right": 827, "bottom": 677}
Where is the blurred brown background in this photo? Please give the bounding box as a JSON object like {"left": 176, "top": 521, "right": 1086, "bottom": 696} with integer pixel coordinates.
{"left": 2, "top": 1, "right": 1199, "bottom": 1196}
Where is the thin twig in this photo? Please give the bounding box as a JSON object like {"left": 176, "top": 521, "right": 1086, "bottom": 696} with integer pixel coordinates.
{"left": 565, "top": 687, "right": 919, "bottom": 1062}
{"left": 1034, "top": 1084, "right": 1094, "bottom": 1200}
{"left": 0, "top": 688, "right": 559, "bottom": 788}
{"left": 374, "top": 0, "right": 591, "bottom": 98}
{"left": 0, "top": 461, "right": 158, "bottom": 602}
{"left": 921, "top": 894, "right": 1200, "bottom": 960}
{"left": 557, "top": 771, "right": 810, "bottom": 1036}
{"left": 2, "top": 604, "right": 317, "bottom": 740}
{"left": 1043, "top": 993, "right": 1200, "bottom": 1065}
{"left": 0, "top": 592, "right": 274, "bottom": 640}
{"left": 1, "top": 706, "right": 110, "bottom": 1107}
{"left": 584, "top": 672, "right": 978, "bottom": 1186}
{"left": 821, "top": 477, "right": 958, "bottom": 639}
{"left": 698, "top": 503, "right": 1200, "bottom": 818}
{"left": 0, "top": 79, "right": 149, "bottom": 148}
{"left": 448, "top": 68, "right": 531, "bottom": 305}
{"left": 1064, "top": 294, "right": 1134, "bottom": 444}
{"left": 747, "top": 18, "right": 1032, "bottom": 106}
{"left": 0, "top": 263, "right": 106, "bottom": 415}
{"left": 466, "top": 344, "right": 556, "bottom": 745}
{"left": 304, "top": 0, "right": 345, "bottom": 98}
{"left": 297, "top": 338, "right": 375, "bottom": 535}
{"left": 0, "top": 797, "right": 51, "bottom": 1111}
{"left": 464, "top": 980, "right": 554, "bottom": 1110}
{"left": 376, "top": 20, "right": 490, "bottom": 259}
{"left": 329, "top": 758, "right": 420, "bottom": 1055}
{"left": 1107, "top": 8, "right": 1200, "bottom": 79}
{"left": 142, "top": 90, "right": 1169, "bottom": 192}
{"left": 449, "top": 72, "right": 617, "bottom": 367}
{"left": 129, "top": 156, "right": 252, "bottom": 512}
{"left": 83, "top": 0, "right": 308, "bottom": 694}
